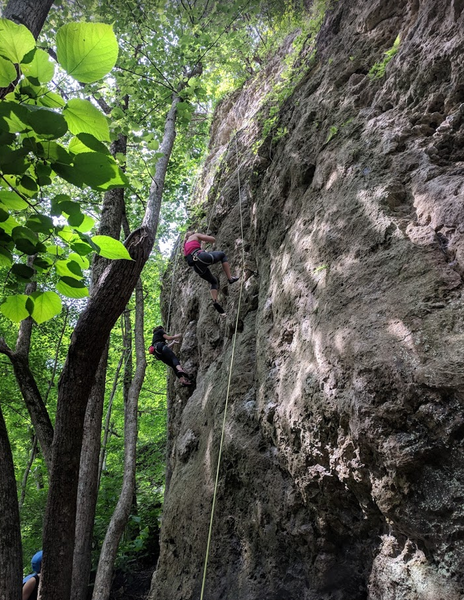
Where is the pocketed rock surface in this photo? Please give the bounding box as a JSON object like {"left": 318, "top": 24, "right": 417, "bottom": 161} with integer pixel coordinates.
{"left": 149, "top": 1, "right": 464, "bottom": 598}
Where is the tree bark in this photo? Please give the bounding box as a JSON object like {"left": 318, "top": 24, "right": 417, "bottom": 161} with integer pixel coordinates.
{"left": 71, "top": 136, "right": 127, "bottom": 600}
{"left": 41, "top": 94, "right": 180, "bottom": 600}
{"left": 0, "top": 404, "right": 22, "bottom": 600}
{"left": 92, "top": 279, "right": 146, "bottom": 600}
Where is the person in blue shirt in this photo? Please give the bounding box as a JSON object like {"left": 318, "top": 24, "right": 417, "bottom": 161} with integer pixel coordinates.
{"left": 22, "top": 550, "right": 42, "bottom": 600}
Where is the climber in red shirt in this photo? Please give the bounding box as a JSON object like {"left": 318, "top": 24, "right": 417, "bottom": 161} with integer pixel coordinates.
{"left": 183, "top": 231, "right": 238, "bottom": 314}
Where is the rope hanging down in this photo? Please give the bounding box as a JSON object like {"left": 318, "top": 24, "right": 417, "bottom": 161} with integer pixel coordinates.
{"left": 199, "top": 129, "right": 247, "bottom": 600}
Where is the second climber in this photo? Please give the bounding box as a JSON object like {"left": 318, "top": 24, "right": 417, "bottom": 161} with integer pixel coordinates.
{"left": 149, "top": 326, "right": 193, "bottom": 386}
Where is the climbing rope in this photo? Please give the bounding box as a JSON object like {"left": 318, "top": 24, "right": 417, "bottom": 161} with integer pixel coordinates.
{"left": 199, "top": 128, "right": 247, "bottom": 600}
{"left": 165, "top": 236, "right": 181, "bottom": 332}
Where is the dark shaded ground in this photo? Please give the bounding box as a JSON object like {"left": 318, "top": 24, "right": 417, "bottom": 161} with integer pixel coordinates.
{"left": 109, "top": 566, "right": 154, "bottom": 600}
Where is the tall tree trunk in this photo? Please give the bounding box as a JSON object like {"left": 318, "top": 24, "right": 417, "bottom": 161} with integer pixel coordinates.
{"left": 0, "top": 404, "right": 22, "bottom": 600}
{"left": 92, "top": 279, "right": 146, "bottom": 600}
{"left": 98, "top": 348, "right": 125, "bottom": 482}
{"left": 71, "top": 135, "right": 127, "bottom": 600}
{"left": 19, "top": 434, "right": 38, "bottom": 509}
{"left": 41, "top": 95, "right": 180, "bottom": 600}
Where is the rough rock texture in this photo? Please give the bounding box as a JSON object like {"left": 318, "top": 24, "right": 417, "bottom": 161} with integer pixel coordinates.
{"left": 149, "top": 0, "right": 464, "bottom": 598}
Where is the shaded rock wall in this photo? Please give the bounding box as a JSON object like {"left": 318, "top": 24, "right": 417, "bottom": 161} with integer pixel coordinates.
{"left": 150, "top": 0, "right": 464, "bottom": 598}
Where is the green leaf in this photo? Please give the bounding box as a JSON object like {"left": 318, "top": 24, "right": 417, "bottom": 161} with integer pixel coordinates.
{"left": 30, "top": 291, "right": 62, "bottom": 324}
{"left": 12, "top": 225, "right": 38, "bottom": 244}
{"left": 0, "top": 294, "right": 31, "bottom": 322}
{"left": 0, "top": 215, "right": 20, "bottom": 234}
{"left": 35, "top": 89, "right": 66, "bottom": 108}
{"left": 57, "top": 225, "right": 77, "bottom": 242}
{"left": 11, "top": 263, "right": 35, "bottom": 281}
{"left": 33, "top": 255, "right": 53, "bottom": 270}
{"left": 56, "top": 22, "right": 119, "bottom": 83}
{"left": 0, "top": 246, "right": 12, "bottom": 266}
{"left": 92, "top": 235, "right": 132, "bottom": 260}
{"left": 46, "top": 244, "right": 65, "bottom": 256}
{"left": 55, "top": 258, "right": 83, "bottom": 279}
{"left": 73, "top": 152, "right": 128, "bottom": 190}
{"left": 69, "top": 133, "right": 110, "bottom": 154}
{"left": 54, "top": 199, "right": 80, "bottom": 216}
{"left": 71, "top": 214, "right": 94, "bottom": 233}
{"left": 68, "top": 252, "right": 89, "bottom": 269}
{"left": 0, "top": 207, "right": 8, "bottom": 222}
{"left": 0, "top": 55, "right": 17, "bottom": 87}
{"left": 0, "top": 101, "right": 30, "bottom": 133}
{"left": 36, "top": 141, "right": 72, "bottom": 164}
{"left": 27, "top": 107, "right": 68, "bottom": 140}
{"left": 25, "top": 213, "right": 54, "bottom": 234}
{"left": 21, "top": 48, "right": 55, "bottom": 83}
{"left": 0, "top": 19, "right": 35, "bottom": 63}
{"left": 0, "top": 146, "right": 29, "bottom": 169}
{"left": 70, "top": 241, "right": 93, "bottom": 255}
{"left": 56, "top": 276, "right": 89, "bottom": 298}
{"left": 63, "top": 98, "right": 110, "bottom": 141}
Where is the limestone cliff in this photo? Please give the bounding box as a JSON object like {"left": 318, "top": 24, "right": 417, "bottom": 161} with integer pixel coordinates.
{"left": 149, "top": 0, "right": 464, "bottom": 598}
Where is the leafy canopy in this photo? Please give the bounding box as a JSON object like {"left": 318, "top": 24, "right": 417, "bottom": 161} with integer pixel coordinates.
{"left": 0, "top": 18, "right": 129, "bottom": 324}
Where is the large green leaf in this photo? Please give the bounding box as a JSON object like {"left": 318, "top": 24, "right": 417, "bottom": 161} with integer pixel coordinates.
{"left": 0, "top": 19, "right": 35, "bottom": 63}
{"left": 27, "top": 107, "right": 68, "bottom": 140}
{"left": 56, "top": 276, "right": 89, "bottom": 299}
{"left": 92, "top": 235, "right": 132, "bottom": 260}
{"left": 56, "top": 22, "right": 119, "bottom": 83}
{"left": 21, "top": 48, "right": 55, "bottom": 83}
{"left": 0, "top": 55, "right": 16, "bottom": 86}
{"left": 0, "top": 294, "right": 30, "bottom": 322}
{"left": 30, "top": 291, "right": 62, "bottom": 324}
{"left": 63, "top": 99, "right": 110, "bottom": 141}
{"left": 73, "top": 152, "right": 128, "bottom": 190}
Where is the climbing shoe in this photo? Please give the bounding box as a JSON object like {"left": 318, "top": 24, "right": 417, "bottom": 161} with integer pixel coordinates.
{"left": 228, "top": 276, "right": 239, "bottom": 284}
{"left": 212, "top": 301, "right": 226, "bottom": 314}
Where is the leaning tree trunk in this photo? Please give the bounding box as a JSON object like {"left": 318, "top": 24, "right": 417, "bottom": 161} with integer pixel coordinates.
{"left": 92, "top": 279, "right": 146, "bottom": 600}
{"left": 71, "top": 136, "right": 127, "bottom": 600}
{"left": 40, "top": 94, "right": 180, "bottom": 600}
{"left": 0, "top": 405, "right": 22, "bottom": 600}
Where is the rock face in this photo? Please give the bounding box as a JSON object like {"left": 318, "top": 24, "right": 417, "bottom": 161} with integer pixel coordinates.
{"left": 149, "top": 0, "right": 464, "bottom": 598}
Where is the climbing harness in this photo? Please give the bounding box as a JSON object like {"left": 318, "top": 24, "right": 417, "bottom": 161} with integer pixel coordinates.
{"left": 199, "top": 128, "right": 246, "bottom": 600}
